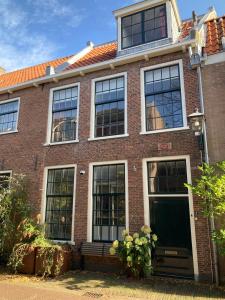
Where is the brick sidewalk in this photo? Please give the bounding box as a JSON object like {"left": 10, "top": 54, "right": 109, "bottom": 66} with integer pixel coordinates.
{"left": 0, "top": 282, "right": 88, "bottom": 300}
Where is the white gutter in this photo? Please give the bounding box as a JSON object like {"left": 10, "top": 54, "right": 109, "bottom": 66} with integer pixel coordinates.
{"left": 0, "top": 38, "right": 196, "bottom": 95}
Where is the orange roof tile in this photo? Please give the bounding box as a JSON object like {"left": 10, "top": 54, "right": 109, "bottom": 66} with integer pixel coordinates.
{"left": 0, "top": 21, "right": 194, "bottom": 90}
{"left": 205, "top": 16, "right": 225, "bottom": 55}
{"left": 179, "top": 20, "right": 193, "bottom": 41}
{"left": 66, "top": 42, "right": 117, "bottom": 71}
{"left": 0, "top": 56, "right": 71, "bottom": 89}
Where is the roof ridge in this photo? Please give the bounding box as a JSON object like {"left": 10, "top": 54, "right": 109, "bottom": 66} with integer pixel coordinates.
{"left": 205, "top": 15, "right": 225, "bottom": 23}
{"left": 93, "top": 40, "right": 117, "bottom": 49}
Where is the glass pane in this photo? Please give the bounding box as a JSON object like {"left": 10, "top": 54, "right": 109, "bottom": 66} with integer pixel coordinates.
{"left": 0, "top": 100, "right": 18, "bottom": 133}
{"left": 93, "top": 164, "right": 125, "bottom": 242}
{"left": 148, "top": 160, "right": 187, "bottom": 194}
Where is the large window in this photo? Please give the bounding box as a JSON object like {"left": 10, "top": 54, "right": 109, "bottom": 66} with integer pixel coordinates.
{"left": 92, "top": 164, "right": 126, "bottom": 242}
{"left": 144, "top": 64, "right": 184, "bottom": 132}
{"left": 45, "top": 167, "right": 75, "bottom": 241}
{"left": 121, "top": 4, "right": 167, "bottom": 49}
{"left": 0, "top": 99, "right": 19, "bottom": 134}
{"left": 51, "top": 85, "right": 78, "bottom": 143}
{"left": 94, "top": 76, "right": 125, "bottom": 138}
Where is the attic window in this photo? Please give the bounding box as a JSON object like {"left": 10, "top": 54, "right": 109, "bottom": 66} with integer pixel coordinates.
{"left": 121, "top": 4, "right": 167, "bottom": 49}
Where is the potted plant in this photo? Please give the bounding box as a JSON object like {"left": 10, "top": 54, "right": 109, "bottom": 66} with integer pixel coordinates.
{"left": 34, "top": 238, "right": 72, "bottom": 277}
{"left": 109, "top": 225, "right": 157, "bottom": 279}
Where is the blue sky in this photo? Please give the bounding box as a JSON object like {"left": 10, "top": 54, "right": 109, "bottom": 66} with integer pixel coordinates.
{"left": 0, "top": 0, "right": 224, "bottom": 71}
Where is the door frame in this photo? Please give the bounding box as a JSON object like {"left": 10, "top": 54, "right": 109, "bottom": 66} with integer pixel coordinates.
{"left": 142, "top": 155, "right": 199, "bottom": 280}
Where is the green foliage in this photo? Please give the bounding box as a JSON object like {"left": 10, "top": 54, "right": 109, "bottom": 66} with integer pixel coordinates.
{"left": 0, "top": 174, "right": 66, "bottom": 277}
{"left": 186, "top": 162, "right": 225, "bottom": 255}
{"left": 110, "top": 225, "right": 157, "bottom": 278}
{"left": 0, "top": 174, "right": 30, "bottom": 261}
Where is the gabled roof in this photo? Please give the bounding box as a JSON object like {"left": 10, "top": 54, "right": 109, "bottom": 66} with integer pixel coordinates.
{"left": 205, "top": 16, "right": 225, "bottom": 55}
{"left": 0, "top": 20, "right": 193, "bottom": 90}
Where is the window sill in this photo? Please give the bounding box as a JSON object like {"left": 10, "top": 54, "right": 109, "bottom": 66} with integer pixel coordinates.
{"left": 0, "top": 130, "right": 18, "bottom": 136}
{"left": 140, "top": 127, "right": 190, "bottom": 135}
{"left": 88, "top": 134, "right": 129, "bottom": 142}
{"left": 43, "top": 140, "right": 79, "bottom": 146}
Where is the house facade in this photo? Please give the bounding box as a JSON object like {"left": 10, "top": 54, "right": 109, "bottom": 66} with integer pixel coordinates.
{"left": 201, "top": 16, "right": 225, "bottom": 283}
{"left": 0, "top": 0, "right": 222, "bottom": 282}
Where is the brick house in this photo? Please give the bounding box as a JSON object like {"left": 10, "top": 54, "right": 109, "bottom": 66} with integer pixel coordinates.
{"left": 0, "top": 0, "right": 221, "bottom": 282}
{"left": 200, "top": 16, "right": 225, "bottom": 283}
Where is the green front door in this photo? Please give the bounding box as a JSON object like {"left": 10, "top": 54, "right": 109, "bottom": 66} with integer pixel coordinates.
{"left": 150, "top": 196, "right": 194, "bottom": 278}
{"left": 147, "top": 159, "right": 194, "bottom": 278}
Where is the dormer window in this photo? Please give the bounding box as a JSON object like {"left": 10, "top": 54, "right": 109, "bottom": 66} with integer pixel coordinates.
{"left": 121, "top": 4, "right": 167, "bottom": 49}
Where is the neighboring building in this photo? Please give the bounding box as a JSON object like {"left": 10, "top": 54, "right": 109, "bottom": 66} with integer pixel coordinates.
{"left": 200, "top": 16, "right": 225, "bottom": 283}
{"left": 0, "top": 0, "right": 221, "bottom": 282}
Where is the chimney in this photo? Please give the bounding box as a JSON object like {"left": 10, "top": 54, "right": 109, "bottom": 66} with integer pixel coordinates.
{"left": 192, "top": 10, "right": 198, "bottom": 26}
{"left": 0, "top": 67, "right": 6, "bottom": 75}
{"left": 86, "top": 41, "right": 94, "bottom": 48}
{"left": 45, "top": 65, "right": 55, "bottom": 76}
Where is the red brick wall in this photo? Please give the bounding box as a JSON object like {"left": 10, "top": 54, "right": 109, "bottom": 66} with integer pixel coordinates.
{"left": 202, "top": 61, "right": 225, "bottom": 283}
{"left": 0, "top": 51, "right": 213, "bottom": 281}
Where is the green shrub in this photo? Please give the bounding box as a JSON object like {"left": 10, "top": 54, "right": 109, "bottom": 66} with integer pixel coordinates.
{"left": 110, "top": 225, "right": 157, "bottom": 278}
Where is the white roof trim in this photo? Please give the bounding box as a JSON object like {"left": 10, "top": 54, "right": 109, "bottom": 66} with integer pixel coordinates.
{"left": 113, "top": 0, "right": 166, "bottom": 17}
{"left": 0, "top": 39, "right": 196, "bottom": 95}
{"left": 55, "top": 42, "right": 94, "bottom": 72}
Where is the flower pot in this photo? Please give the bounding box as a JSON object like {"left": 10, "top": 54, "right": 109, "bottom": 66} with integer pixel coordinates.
{"left": 18, "top": 246, "right": 36, "bottom": 275}
{"left": 35, "top": 247, "right": 72, "bottom": 276}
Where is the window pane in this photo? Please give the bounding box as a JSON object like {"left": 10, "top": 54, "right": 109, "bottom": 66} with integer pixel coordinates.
{"left": 0, "top": 100, "right": 19, "bottom": 133}
{"left": 95, "top": 77, "right": 125, "bottom": 138}
{"left": 148, "top": 160, "right": 188, "bottom": 194}
{"left": 0, "top": 173, "right": 11, "bottom": 190}
{"left": 93, "top": 164, "right": 125, "bottom": 242}
{"left": 145, "top": 64, "right": 183, "bottom": 131}
{"left": 121, "top": 4, "right": 167, "bottom": 49}
{"left": 51, "top": 87, "right": 78, "bottom": 142}
{"left": 45, "top": 168, "right": 74, "bottom": 241}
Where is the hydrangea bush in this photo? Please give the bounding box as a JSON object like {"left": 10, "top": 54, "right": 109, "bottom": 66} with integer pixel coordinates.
{"left": 109, "top": 225, "right": 157, "bottom": 278}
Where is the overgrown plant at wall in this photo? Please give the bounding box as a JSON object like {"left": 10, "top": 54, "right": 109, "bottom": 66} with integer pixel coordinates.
{"left": 110, "top": 225, "right": 157, "bottom": 278}
{"left": 186, "top": 161, "right": 225, "bottom": 255}
{"left": 0, "top": 174, "right": 30, "bottom": 261}
{"left": 0, "top": 174, "right": 67, "bottom": 277}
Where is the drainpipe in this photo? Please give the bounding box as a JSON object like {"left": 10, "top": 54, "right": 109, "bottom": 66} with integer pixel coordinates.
{"left": 197, "top": 65, "right": 219, "bottom": 286}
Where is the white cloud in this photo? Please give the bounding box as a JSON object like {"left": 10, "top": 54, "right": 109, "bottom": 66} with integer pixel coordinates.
{"left": 29, "top": 0, "right": 86, "bottom": 28}
{"left": 0, "top": 0, "right": 59, "bottom": 71}
{"left": 0, "top": 0, "right": 86, "bottom": 71}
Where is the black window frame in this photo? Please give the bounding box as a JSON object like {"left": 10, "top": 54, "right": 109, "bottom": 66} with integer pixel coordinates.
{"left": 92, "top": 164, "right": 126, "bottom": 242}
{"left": 147, "top": 160, "right": 188, "bottom": 195}
{"left": 121, "top": 4, "right": 168, "bottom": 50}
{"left": 0, "top": 99, "right": 19, "bottom": 134}
{"left": 144, "top": 64, "right": 184, "bottom": 132}
{"left": 94, "top": 76, "right": 125, "bottom": 138}
{"left": 45, "top": 167, "right": 75, "bottom": 241}
{"left": 51, "top": 86, "right": 78, "bottom": 143}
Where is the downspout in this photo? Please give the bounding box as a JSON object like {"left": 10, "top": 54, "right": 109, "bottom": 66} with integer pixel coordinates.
{"left": 197, "top": 65, "right": 219, "bottom": 285}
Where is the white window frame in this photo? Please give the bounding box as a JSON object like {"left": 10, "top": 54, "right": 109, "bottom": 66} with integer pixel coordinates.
{"left": 41, "top": 164, "right": 77, "bottom": 244}
{"left": 142, "top": 155, "right": 199, "bottom": 280}
{"left": 0, "top": 97, "right": 20, "bottom": 136}
{"left": 46, "top": 83, "right": 80, "bottom": 146}
{"left": 0, "top": 170, "right": 12, "bottom": 176}
{"left": 140, "top": 59, "right": 189, "bottom": 135}
{"left": 89, "top": 72, "right": 128, "bottom": 141}
{"left": 87, "top": 160, "right": 129, "bottom": 242}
